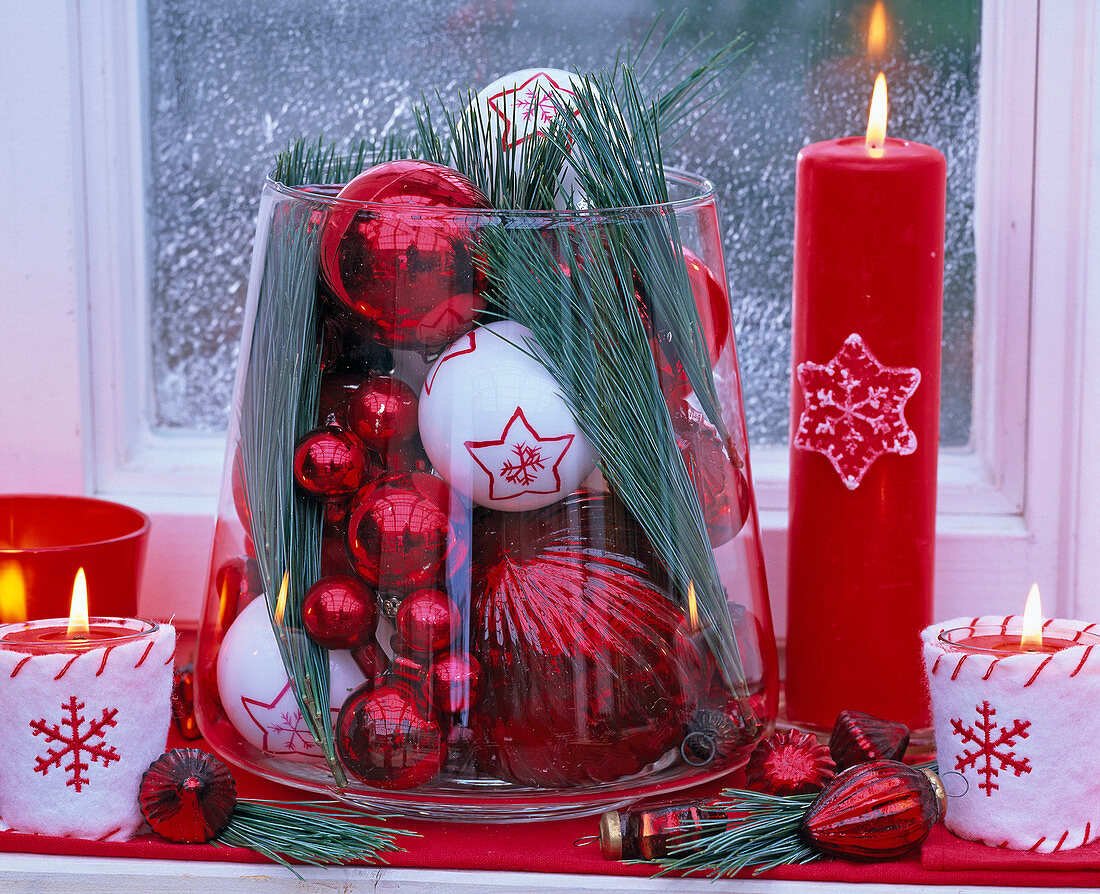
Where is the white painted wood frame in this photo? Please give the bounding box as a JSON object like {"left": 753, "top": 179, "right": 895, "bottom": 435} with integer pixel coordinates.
{"left": 2, "top": 0, "right": 1098, "bottom": 631}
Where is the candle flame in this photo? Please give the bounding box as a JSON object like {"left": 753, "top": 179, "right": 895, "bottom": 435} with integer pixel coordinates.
{"left": 1020, "top": 583, "right": 1044, "bottom": 649}
{"left": 867, "top": 1, "right": 888, "bottom": 58}
{"left": 67, "top": 568, "right": 90, "bottom": 639}
{"left": 274, "top": 571, "right": 289, "bottom": 627}
{"left": 687, "top": 580, "right": 699, "bottom": 632}
{"left": 866, "top": 72, "right": 888, "bottom": 158}
{"left": 0, "top": 561, "right": 27, "bottom": 623}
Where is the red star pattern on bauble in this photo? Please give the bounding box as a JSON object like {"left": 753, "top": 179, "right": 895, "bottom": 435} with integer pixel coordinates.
{"left": 465, "top": 407, "right": 575, "bottom": 503}
{"left": 241, "top": 681, "right": 319, "bottom": 757}
{"left": 485, "top": 71, "right": 577, "bottom": 150}
{"left": 794, "top": 333, "right": 921, "bottom": 490}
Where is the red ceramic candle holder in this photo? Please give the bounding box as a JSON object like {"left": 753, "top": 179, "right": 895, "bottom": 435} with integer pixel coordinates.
{"left": 0, "top": 494, "right": 150, "bottom": 622}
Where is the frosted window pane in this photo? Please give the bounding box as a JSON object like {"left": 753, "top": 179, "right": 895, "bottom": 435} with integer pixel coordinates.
{"left": 146, "top": 0, "right": 979, "bottom": 447}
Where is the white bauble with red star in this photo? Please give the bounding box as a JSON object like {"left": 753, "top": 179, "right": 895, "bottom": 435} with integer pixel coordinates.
{"left": 418, "top": 320, "right": 597, "bottom": 511}
{"left": 216, "top": 596, "right": 367, "bottom": 760}
{"left": 468, "top": 68, "right": 587, "bottom": 206}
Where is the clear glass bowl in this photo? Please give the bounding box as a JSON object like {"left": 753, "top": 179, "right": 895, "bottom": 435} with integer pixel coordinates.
{"left": 195, "top": 166, "right": 778, "bottom": 821}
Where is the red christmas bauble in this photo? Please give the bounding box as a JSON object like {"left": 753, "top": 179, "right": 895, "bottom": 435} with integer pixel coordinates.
{"left": 744, "top": 728, "right": 836, "bottom": 796}
{"left": 829, "top": 710, "right": 911, "bottom": 770}
{"left": 351, "top": 640, "right": 390, "bottom": 680}
{"left": 336, "top": 683, "right": 447, "bottom": 789}
{"left": 302, "top": 575, "right": 378, "bottom": 649}
{"left": 317, "top": 373, "right": 366, "bottom": 427}
{"left": 682, "top": 246, "right": 731, "bottom": 367}
{"left": 320, "top": 160, "right": 491, "bottom": 352}
{"left": 671, "top": 401, "right": 750, "bottom": 547}
{"left": 429, "top": 653, "right": 482, "bottom": 713}
{"left": 346, "top": 471, "right": 466, "bottom": 592}
{"left": 293, "top": 427, "right": 370, "bottom": 499}
{"left": 395, "top": 589, "right": 458, "bottom": 656}
{"left": 139, "top": 749, "right": 237, "bottom": 844}
{"left": 471, "top": 491, "right": 699, "bottom": 787}
{"left": 347, "top": 374, "right": 419, "bottom": 452}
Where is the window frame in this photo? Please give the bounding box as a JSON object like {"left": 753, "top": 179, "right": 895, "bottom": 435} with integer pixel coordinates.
{"left": 4, "top": 0, "right": 1097, "bottom": 625}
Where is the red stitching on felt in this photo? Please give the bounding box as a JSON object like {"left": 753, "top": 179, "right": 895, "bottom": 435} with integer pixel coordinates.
{"left": 932, "top": 654, "right": 944, "bottom": 675}
{"left": 95, "top": 645, "right": 117, "bottom": 678}
{"left": 1070, "top": 645, "right": 1094, "bottom": 678}
{"left": 1052, "top": 830, "right": 1070, "bottom": 852}
{"left": 981, "top": 656, "right": 1002, "bottom": 680}
{"left": 950, "top": 654, "right": 969, "bottom": 680}
{"left": 54, "top": 655, "right": 80, "bottom": 680}
{"left": 999, "top": 841, "right": 1009, "bottom": 848}
{"left": 1042, "top": 618, "right": 1055, "bottom": 631}
{"left": 134, "top": 641, "right": 155, "bottom": 668}
{"left": 1084, "top": 622, "right": 1098, "bottom": 633}
{"left": 1029, "top": 837, "right": 1046, "bottom": 852}
{"left": 998, "top": 616, "right": 1012, "bottom": 633}
{"left": 1084, "top": 823, "right": 1092, "bottom": 846}
{"left": 1024, "top": 655, "right": 1054, "bottom": 687}
{"left": 97, "top": 827, "right": 122, "bottom": 841}
{"left": 163, "top": 652, "right": 173, "bottom": 665}
{"left": 10, "top": 655, "right": 32, "bottom": 678}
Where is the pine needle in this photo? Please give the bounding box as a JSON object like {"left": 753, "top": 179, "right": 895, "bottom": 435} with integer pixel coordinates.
{"left": 273, "top": 134, "right": 416, "bottom": 188}
{"left": 654, "top": 789, "right": 820, "bottom": 878}
{"left": 239, "top": 196, "right": 343, "bottom": 784}
{"left": 215, "top": 799, "right": 415, "bottom": 878}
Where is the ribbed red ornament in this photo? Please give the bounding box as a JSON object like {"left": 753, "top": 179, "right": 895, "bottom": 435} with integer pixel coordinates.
{"left": 800, "top": 760, "right": 946, "bottom": 860}
{"left": 744, "top": 728, "right": 836, "bottom": 796}
{"left": 471, "top": 491, "right": 701, "bottom": 787}
{"left": 346, "top": 471, "right": 465, "bottom": 592}
{"left": 336, "top": 683, "right": 447, "bottom": 789}
{"left": 140, "top": 749, "right": 237, "bottom": 843}
{"left": 829, "top": 710, "right": 910, "bottom": 771}
{"left": 319, "top": 159, "right": 491, "bottom": 351}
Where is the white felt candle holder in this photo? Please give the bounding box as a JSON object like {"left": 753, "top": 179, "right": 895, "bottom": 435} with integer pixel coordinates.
{"left": 922, "top": 615, "right": 1100, "bottom": 852}
{"left": 0, "top": 617, "right": 175, "bottom": 841}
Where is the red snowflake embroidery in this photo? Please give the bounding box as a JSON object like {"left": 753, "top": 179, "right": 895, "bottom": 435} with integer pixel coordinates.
{"left": 500, "top": 443, "right": 546, "bottom": 486}
{"left": 465, "top": 407, "right": 574, "bottom": 502}
{"left": 794, "top": 333, "right": 921, "bottom": 489}
{"left": 951, "top": 700, "right": 1032, "bottom": 796}
{"left": 30, "top": 696, "right": 120, "bottom": 792}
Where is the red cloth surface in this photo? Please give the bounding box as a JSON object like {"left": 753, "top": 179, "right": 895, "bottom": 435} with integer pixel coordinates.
{"left": 2, "top": 727, "right": 1099, "bottom": 887}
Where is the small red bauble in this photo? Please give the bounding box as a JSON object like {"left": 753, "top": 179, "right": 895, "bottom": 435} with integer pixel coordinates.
{"left": 347, "top": 374, "right": 419, "bottom": 452}
{"left": 346, "top": 472, "right": 465, "bottom": 592}
{"left": 429, "top": 653, "right": 482, "bottom": 713}
{"left": 317, "top": 372, "right": 366, "bottom": 427}
{"left": 336, "top": 683, "right": 447, "bottom": 789}
{"left": 682, "top": 246, "right": 731, "bottom": 367}
{"left": 320, "top": 159, "right": 491, "bottom": 352}
{"left": 829, "top": 710, "right": 911, "bottom": 771}
{"left": 139, "top": 749, "right": 237, "bottom": 844}
{"left": 301, "top": 575, "right": 378, "bottom": 649}
{"left": 395, "top": 588, "right": 458, "bottom": 655}
{"left": 351, "top": 640, "right": 390, "bottom": 680}
{"left": 744, "top": 728, "right": 836, "bottom": 796}
{"left": 293, "top": 426, "right": 369, "bottom": 499}
{"left": 800, "top": 760, "right": 945, "bottom": 860}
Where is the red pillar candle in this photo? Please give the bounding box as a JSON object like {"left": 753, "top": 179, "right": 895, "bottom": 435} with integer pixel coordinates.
{"left": 786, "top": 76, "right": 945, "bottom": 731}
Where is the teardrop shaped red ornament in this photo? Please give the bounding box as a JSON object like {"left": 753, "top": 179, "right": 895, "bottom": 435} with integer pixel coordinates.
{"left": 799, "top": 760, "right": 946, "bottom": 860}
{"left": 829, "top": 710, "right": 910, "bottom": 771}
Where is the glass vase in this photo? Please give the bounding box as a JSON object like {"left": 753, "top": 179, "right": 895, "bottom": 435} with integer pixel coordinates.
{"left": 195, "top": 167, "right": 778, "bottom": 821}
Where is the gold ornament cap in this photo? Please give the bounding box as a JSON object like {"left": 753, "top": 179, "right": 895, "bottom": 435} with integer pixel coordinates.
{"left": 598, "top": 810, "right": 623, "bottom": 859}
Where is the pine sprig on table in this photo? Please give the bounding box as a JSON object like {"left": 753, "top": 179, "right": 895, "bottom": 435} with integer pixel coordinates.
{"left": 238, "top": 200, "right": 343, "bottom": 784}
{"left": 480, "top": 219, "right": 753, "bottom": 726}
{"left": 655, "top": 789, "right": 819, "bottom": 878}
{"left": 216, "top": 799, "right": 415, "bottom": 878}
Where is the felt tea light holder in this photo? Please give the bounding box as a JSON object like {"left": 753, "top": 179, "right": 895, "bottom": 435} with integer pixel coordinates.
{"left": 922, "top": 614, "right": 1100, "bottom": 852}
{"left": 0, "top": 617, "right": 175, "bottom": 840}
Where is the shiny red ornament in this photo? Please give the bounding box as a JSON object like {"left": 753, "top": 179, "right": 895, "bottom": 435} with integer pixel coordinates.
{"left": 320, "top": 526, "right": 357, "bottom": 577}
{"left": 171, "top": 669, "right": 202, "bottom": 741}
{"left": 829, "top": 710, "right": 910, "bottom": 771}
{"left": 320, "top": 159, "right": 491, "bottom": 352}
{"left": 293, "top": 426, "right": 369, "bottom": 499}
{"left": 214, "top": 555, "right": 262, "bottom": 620}
{"left": 347, "top": 374, "right": 419, "bottom": 452}
{"left": 471, "top": 490, "right": 700, "bottom": 787}
{"left": 302, "top": 575, "right": 378, "bottom": 649}
{"left": 429, "top": 653, "right": 482, "bottom": 714}
{"left": 671, "top": 401, "right": 750, "bottom": 547}
{"left": 336, "top": 683, "right": 447, "bottom": 789}
{"left": 744, "top": 728, "right": 836, "bottom": 796}
{"left": 140, "top": 749, "right": 237, "bottom": 844}
{"left": 346, "top": 471, "right": 465, "bottom": 592}
{"left": 351, "top": 640, "right": 390, "bottom": 680}
{"left": 396, "top": 589, "right": 458, "bottom": 656}
{"left": 800, "top": 760, "right": 946, "bottom": 860}
{"left": 318, "top": 372, "right": 364, "bottom": 428}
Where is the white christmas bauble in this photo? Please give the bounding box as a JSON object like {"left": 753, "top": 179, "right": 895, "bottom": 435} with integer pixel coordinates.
{"left": 419, "top": 321, "right": 597, "bottom": 511}
{"left": 468, "top": 68, "right": 587, "bottom": 206}
{"left": 216, "top": 596, "right": 366, "bottom": 759}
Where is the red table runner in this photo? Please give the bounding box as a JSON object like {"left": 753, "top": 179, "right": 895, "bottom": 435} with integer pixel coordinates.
{"left": 1, "top": 728, "right": 1098, "bottom": 888}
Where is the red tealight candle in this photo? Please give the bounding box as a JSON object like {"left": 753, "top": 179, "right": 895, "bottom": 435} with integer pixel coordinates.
{"left": 786, "top": 73, "right": 945, "bottom": 731}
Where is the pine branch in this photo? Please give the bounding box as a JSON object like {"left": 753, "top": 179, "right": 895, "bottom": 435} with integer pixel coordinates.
{"left": 215, "top": 799, "right": 415, "bottom": 878}
{"left": 239, "top": 199, "right": 344, "bottom": 784}
{"left": 273, "top": 134, "right": 416, "bottom": 188}
{"left": 480, "top": 221, "right": 753, "bottom": 727}
{"left": 654, "top": 789, "right": 820, "bottom": 878}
